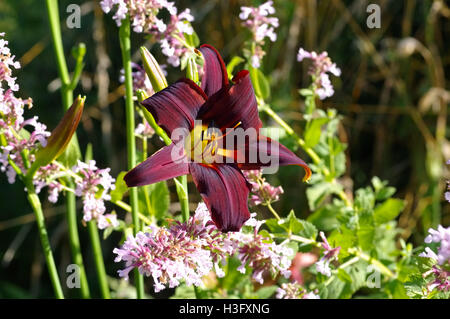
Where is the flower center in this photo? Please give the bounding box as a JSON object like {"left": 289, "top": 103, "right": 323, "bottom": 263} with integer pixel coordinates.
{"left": 184, "top": 121, "right": 241, "bottom": 164}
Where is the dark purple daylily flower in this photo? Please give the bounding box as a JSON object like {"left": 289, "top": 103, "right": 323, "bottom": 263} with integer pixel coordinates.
{"left": 124, "top": 44, "right": 311, "bottom": 232}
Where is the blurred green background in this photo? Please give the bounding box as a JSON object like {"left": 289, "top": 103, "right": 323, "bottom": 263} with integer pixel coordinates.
{"left": 0, "top": 0, "right": 449, "bottom": 298}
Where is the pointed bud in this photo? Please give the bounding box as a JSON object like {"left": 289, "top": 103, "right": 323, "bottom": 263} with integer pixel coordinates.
{"left": 28, "top": 96, "right": 85, "bottom": 177}
{"left": 140, "top": 46, "right": 168, "bottom": 93}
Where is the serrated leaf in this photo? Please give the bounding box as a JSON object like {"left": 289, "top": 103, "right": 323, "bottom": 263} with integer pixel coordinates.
{"left": 357, "top": 211, "right": 375, "bottom": 251}
{"left": 373, "top": 198, "right": 405, "bottom": 225}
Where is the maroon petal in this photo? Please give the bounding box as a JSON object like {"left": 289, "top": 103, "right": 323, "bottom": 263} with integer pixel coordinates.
{"left": 124, "top": 143, "right": 189, "bottom": 187}
{"left": 141, "top": 79, "right": 207, "bottom": 137}
{"left": 189, "top": 163, "right": 251, "bottom": 232}
{"left": 198, "top": 70, "right": 262, "bottom": 131}
{"left": 199, "top": 44, "right": 229, "bottom": 98}
{"left": 237, "top": 135, "right": 312, "bottom": 181}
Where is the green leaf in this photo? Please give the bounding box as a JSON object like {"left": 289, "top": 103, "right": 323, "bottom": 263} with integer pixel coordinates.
{"left": 57, "top": 135, "right": 81, "bottom": 168}
{"left": 110, "top": 171, "right": 128, "bottom": 203}
{"left": 226, "top": 56, "right": 245, "bottom": 79}
{"left": 304, "top": 117, "right": 329, "bottom": 148}
{"left": 184, "top": 29, "right": 200, "bottom": 48}
{"left": 256, "top": 286, "right": 278, "bottom": 298}
{"left": 307, "top": 203, "right": 340, "bottom": 231}
{"left": 386, "top": 280, "right": 409, "bottom": 299}
{"left": 249, "top": 66, "right": 270, "bottom": 99}
{"left": 373, "top": 198, "right": 405, "bottom": 225}
{"left": 357, "top": 211, "right": 375, "bottom": 251}
{"left": 328, "top": 227, "right": 357, "bottom": 259}
{"left": 337, "top": 268, "right": 353, "bottom": 284}
{"left": 371, "top": 177, "right": 396, "bottom": 201}
{"left": 298, "top": 88, "right": 314, "bottom": 96}
{"left": 306, "top": 181, "right": 343, "bottom": 210}
{"left": 147, "top": 181, "right": 170, "bottom": 220}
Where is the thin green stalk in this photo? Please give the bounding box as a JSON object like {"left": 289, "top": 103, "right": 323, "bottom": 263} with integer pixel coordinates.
{"left": 87, "top": 221, "right": 111, "bottom": 299}
{"left": 350, "top": 249, "right": 395, "bottom": 278}
{"left": 266, "top": 202, "right": 281, "bottom": 220}
{"left": 260, "top": 103, "right": 323, "bottom": 167}
{"left": 260, "top": 102, "right": 353, "bottom": 207}
{"left": 66, "top": 179, "right": 90, "bottom": 298}
{"left": 45, "top": 0, "right": 90, "bottom": 298}
{"left": 25, "top": 178, "right": 64, "bottom": 299}
{"left": 119, "top": 16, "right": 145, "bottom": 299}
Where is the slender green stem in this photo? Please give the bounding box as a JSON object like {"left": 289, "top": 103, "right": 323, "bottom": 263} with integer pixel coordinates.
{"left": 25, "top": 178, "right": 64, "bottom": 299}
{"left": 260, "top": 103, "right": 323, "bottom": 167}
{"left": 119, "top": 16, "right": 145, "bottom": 299}
{"left": 45, "top": 0, "right": 90, "bottom": 298}
{"left": 66, "top": 179, "right": 90, "bottom": 298}
{"left": 266, "top": 202, "right": 281, "bottom": 220}
{"left": 87, "top": 221, "right": 111, "bottom": 299}
{"left": 350, "top": 249, "right": 395, "bottom": 278}
{"left": 260, "top": 102, "right": 353, "bottom": 207}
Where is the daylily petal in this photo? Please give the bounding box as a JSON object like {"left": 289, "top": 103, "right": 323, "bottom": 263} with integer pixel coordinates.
{"left": 199, "top": 44, "right": 229, "bottom": 97}
{"left": 124, "top": 143, "right": 189, "bottom": 187}
{"left": 141, "top": 79, "right": 207, "bottom": 136}
{"left": 189, "top": 163, "right": 251, "bottom": 232}
{"left": 237, "top": 135, "right": 312, "bottom": 181}
{"left": 198, "top": 70, "right": 262, "bottom": 131}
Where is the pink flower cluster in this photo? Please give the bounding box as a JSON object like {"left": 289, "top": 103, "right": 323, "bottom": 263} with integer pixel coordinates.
{"left": 276, "top": 282, "right": 320, "bottom": 299}
{"left": 243, "top": 169, "right": 284, "bottom": 206}
{"left": 297, "top": 48, "right": 341, "bottom": 100}
{"left": 113, "top": 204, "right": 294, "bottom": 292}
{"left": 422, "top": 266, "right": 450, "bottom": 292}
{"left": 101, "top": 0, "right": 195, "bottom": 68}
{"left": 100, "top": 0, "right": 176, "bottom": 33}
{"left": 0, "top": 33, "right": 51, "bottom": 184}
{"left": 233, "top": 214, "right": 293, "bottom": 284}
{"left": 33, "top": 163, "right": 64, "bottom": 203}
{"left": 315, "top": 231, "right": 341, "bottom": 277}
{"left": 72, "top": 160, "right": 118, "bottom": 229}
{"left": 420, "top": 225, "right": 450, "bottom": 265}
{"left": 239, "top": 1, "right": 279, "bottom": 68}
{"left": 119, "top": 62, "right": 154, "bottom": 96}
{"left": 149, "top": 9, "right": 195, "bottom": 67}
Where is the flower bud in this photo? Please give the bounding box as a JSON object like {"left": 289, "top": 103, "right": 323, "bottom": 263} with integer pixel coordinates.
{"left": 28, "top": 96, "right": 85, "bottom": 177}
{"left": 140, "top": 46, "right": 168, "bottom": 93}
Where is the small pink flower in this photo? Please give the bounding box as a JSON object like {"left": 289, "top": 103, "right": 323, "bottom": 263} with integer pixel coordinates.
{"left": 297, "top": 48, "right": 341, "bottom": 100}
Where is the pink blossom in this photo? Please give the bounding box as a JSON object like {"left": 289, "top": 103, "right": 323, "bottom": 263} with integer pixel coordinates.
{"left": 297, "top": 48, "right": 341, "bottom": 100}
{"left": 240, "top": 1, "right": 279, "bottom": 68}
{"left": 72, "top": 160, "right": 116, "bottom": 228}
{"left": 420, "top": 225, "right": 450, "bottom": 265}
{"left": 243, "top": 169, "right": 284, "bottom": 206}
{"left": 276, "top": 282, "right": 320, "bottom": 299}
{"left": 315, "top": 231, "right": 341, "bottom": 277}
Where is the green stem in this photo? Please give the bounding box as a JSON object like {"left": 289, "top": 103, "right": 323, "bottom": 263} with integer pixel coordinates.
{"left": 25, "top": 178, "right": 64, "bottom": 299}
{"left": 119, "top": 16, "right": 145, "bottom": 299}
{"left": 66, "top": 179, "right": 90, "bottom": 298}
{"left": 266, "top": 202, "right": 281, "bottom": 220}
{"left": 87, "top": 221, "right": 111, "bottom": 299}
{"left": 351, "top": 249, "right": 395, "bottom": 278}
{"left": 260, "top": 103, "right": 323, "bottom": 167}
{"left": 45, "top": 0, "right": 90, "bottom": 298}
{"left": 261, "top": 103, "right": 353, "bottom": 207}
